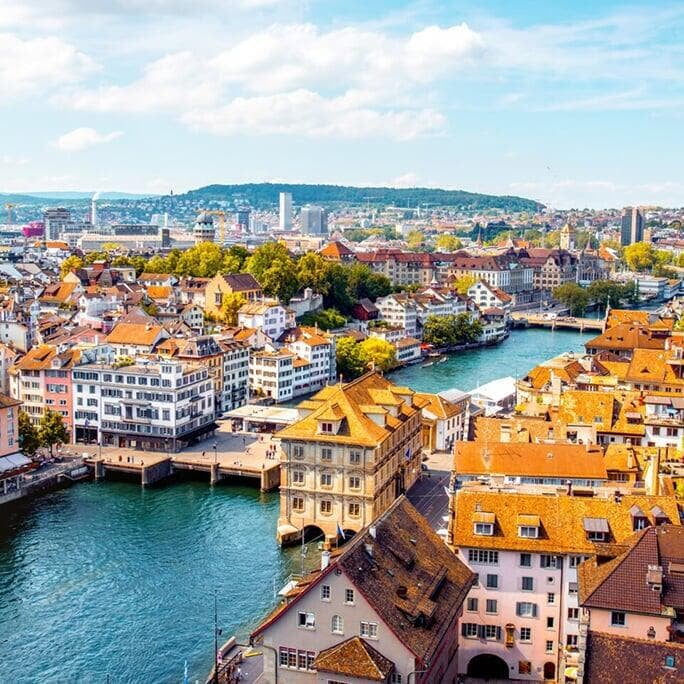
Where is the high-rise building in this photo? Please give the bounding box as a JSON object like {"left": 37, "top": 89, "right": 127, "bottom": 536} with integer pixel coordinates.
{"left": 279, "top": 192, "right": 292, "bottom": 230}
{"left": 193, "top": 211, "right": 215, "bottom": 245}
{"left": 620, "top": 206, "right": 644, "bottom": 246}
{"left": 235, "top": 207, "right": 250, "bottom": 231}
{"left": 43, "top": 207, "right": 71, "bottom": 240}
{"left": 300, "top": 205, "right": 328, "bottom": 235}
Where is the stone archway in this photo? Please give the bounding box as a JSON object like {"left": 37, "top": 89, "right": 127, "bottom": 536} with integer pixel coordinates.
{"left": 543, "top": 661, "right": 556, "bottom": 680}
{"left": 467, "top": 653, "right": 509, "bottom": 679}
{"left": 302, "top": 525, "right": 325, "bottom": 544}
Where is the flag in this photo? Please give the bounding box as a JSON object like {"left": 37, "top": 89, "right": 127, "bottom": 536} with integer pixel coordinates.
{"left": 337, "top": 523, "right": 346, "bottom": 540}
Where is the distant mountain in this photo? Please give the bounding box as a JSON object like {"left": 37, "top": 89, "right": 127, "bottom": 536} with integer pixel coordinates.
{"left": 16, "top": 191, "right": 157, "bottom": 200}
{"left": 177, "top": 182, "right": 544, "bottom": 212}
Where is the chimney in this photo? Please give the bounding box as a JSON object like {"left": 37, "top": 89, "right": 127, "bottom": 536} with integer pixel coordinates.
{"left": 369, "top": 525, "right": 377, "bottom": 539}
{"left": 365, "top": 542, "right": 373, "bottom": 558}
{"left": 321, "top": 550, "right": 331, "bottom": 571}
{"left": 566, "top": 480, "right": 572, "bottom": 496}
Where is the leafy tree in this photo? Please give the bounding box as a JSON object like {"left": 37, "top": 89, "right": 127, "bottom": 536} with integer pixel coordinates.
{"left": 297, "top": 252, "right": 331, "bottom": 294}
{"left": 587, "top": 280, "right": 631, "bottom": 310}
{"left": 245, "top": 242, "right": 298, "bottom": 302}
{"left": 100, "top": 241, "right": 122, "bottom": 252}
{"left": 297, "top": 308, "right": 346, "bottom": 330}
{"left": 454, "top": 314, "right": 483, "bottom": 343}
{"left": 452, "top": 274, "right": 477, "bottom": 295}
{"left": 60, "top": 255, "right": 84, "bottom": 278}
{"left": 523, "top": 229, "right": 543, "bottom": 245}
{"left": 553, "top": 282, "right": 589, "bottom": 315}
{"left": 227, "top": 245, "right": 250, "bottom": 270}
{"left": 219, "top": 292, "right": 246, "bottom": 325}
{"left": 347, "top": 263, "right": 391, "bottom": 301}
{"left": 221, "top": 253, "right": 242, "bottom": 274}
{"left": 323, "top": 263, "right": 355, "bottom": 312}
{"left": 543, "top": 230, "right": 561, "bottom": 248}
{"left": 38, "top": 410, "right": 70, "bottom": 456}
{"left": 623, "top": 242, "right": 656, "bottom": 272}
{"left": 18, "top": 411, "right": 40, "bottom": 457}
{"left": 422, "top": 313, "right": 483, "bottom": 347}
{"left": 141, "top": 301, "right": 159, "bottom": 317}
{"left": 358, "top": 337, "right": 396, "bottom": 372}
{"left": 406, "top": 230, "right": 424, "bottom": 250}
{"left": 335, "top": 336, "right": 366, "bottom": 380}
{"left": 435, "top": 234, "right": 462, "bottom": 251}
{"left": 143, "top": 255, "right": 170, "bottom": 273}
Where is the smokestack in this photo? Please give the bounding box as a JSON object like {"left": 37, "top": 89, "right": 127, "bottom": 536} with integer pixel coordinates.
{"left": 91, "top": 191, "right": 101, "bottom": 227}
{"left": 320, "top": 550, "right": 331, "bottom": 570}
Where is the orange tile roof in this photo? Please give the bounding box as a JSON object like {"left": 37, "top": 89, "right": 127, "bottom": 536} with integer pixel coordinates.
{"left": 313, "top": 637, "right": 393, "bottom": 681}
{"left": 106, "top": 322, "right": 165, "bottom": 346}
{"left": 146, "top": 285, "right": 172, "bottom": 299}
{"left": 586, "top": 323, "right": 669, "bottom": 353}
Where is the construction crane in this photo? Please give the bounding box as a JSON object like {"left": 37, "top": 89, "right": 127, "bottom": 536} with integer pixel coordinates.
{"left": 4, "top": 203, "right": 15, "bottom": 224}
{"left": 199, "top": 209, "right": 228, "bottom": 244}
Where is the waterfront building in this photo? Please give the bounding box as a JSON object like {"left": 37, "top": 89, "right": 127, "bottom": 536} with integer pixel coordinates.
{"left": 249, "top": 348, "right": 295, "bottom": 402}
{"left": 519, "top": 248, "right": 577, "bottom": 293}
{"left": 374, "top": 293, "right": 418, "bottom": 338}
{"left": 251, "top": 496, "right": 475, "bottom": 684}
{"left": 469, "top": 376, "right": 516, "bottom": 416}
{"left": 204, "top": 273, "right": 263, "bottom": 317}
{"left": 9, "top": 344, "right": 76, "bottom": 428}
{"left": 621, "top": 206, "right": 644, "bottom": 246}
{"left": 585, "top": 322, "right": 673, "bottom": 360}
{"left": 72, "top": 358, "right": 215, "bottom": 451}
{"left": 238, "top": 300, "right": 295, "bottom": 341}
{"left": 449, "top": 253, "right": 534, "bottom": 300}
{"left": 279, "top": 192, "right": 292, "bottom": 231}
{"left": 448, "top": 487, "right": 681, "bottom": 681}
{"left": 467, "top": 280, "right": 512, "bottom": 314}
{"left": 416, "top": 391, "right": 470, "bottom": 452}
{"left": 276, "top": 371, "right": 424, "bottom": 546}
{"left": 277, "top": 326, "right": 337, "bottom": 392}
{"left": 577, "top": 524, "right": 684, "bottom": 683}
{"left": 393, "top": 336, "right": 422, "bottom": 366}
{"left": 0, "top": 394, "right": 20, "bottom": 457}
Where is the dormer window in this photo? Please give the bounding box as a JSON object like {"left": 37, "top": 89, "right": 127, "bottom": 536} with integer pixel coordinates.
{"left": 517, "top": 515, "right": 540, "bottom": 539}
{"left": 475, "top": 523, "right": 494, "bottom": 536}
{"left": 583, "top": 517, "right": 609, "bottom": 542}
{"left": 630, "top": 505, "right": 649, "bottom": 531}
{"left": 473, "top": 511, "right": 495, "bottom": 535}
{"left": 320, "top": 422, "right": 333, "bottom": 433}
{"left": 519, "top": 526, "right": 539, "bottom": 539}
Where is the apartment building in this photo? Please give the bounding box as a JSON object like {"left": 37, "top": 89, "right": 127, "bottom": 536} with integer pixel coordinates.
{"left": 584, "top": 322, "right": 671, "bottom": 360}
{"left": 279, "top": 326, "right": 336, "bottom": 394}
{"left": 467, "top": 280, "right": 513, "bottom": 314}
{"left": 0, "top": 394, "right": 21, "bottom": 457}
{"left": 252, "top": 497, "right": 475, "bottom": 684}
{"left": 449, "top": 487, "right": 681, "bottom": 681}
{"left": 374, "top": 294, "right": 418, "bottom": 337}
{"left": 416, "top": 391, "right": 470, "bottom": 452}
{"left": 276, "top": 372, "right": 424, "bottom": 546}
{"left": 238, "top": 300, "right": 295, "bottom": 341}
{"left": 217, "top": 338, "right": 250, "bottom": 412}
{"left": 520, "top": 249, "right": 577, "bottom": 292}
{"left": 577, "top": 524, "right": 684, "bottom": 683}
{"left": 105, "top": 320, "right": 169, "bottom": 358}
{"left": 249, "top": 349, "right": 295, "bottom": 402}
{"left": 204, "top": 273, "right": 263, "bottom": 317}
{"left": 72, "top": 359, "right": 215, "bottom": 451}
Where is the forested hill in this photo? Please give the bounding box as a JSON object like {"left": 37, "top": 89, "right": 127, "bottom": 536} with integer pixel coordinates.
{"left": 177, "top": 183, "right": 544, "bottom": 212}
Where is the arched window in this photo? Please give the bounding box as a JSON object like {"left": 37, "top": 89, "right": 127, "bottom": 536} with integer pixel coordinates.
{"left": 331, "top": 615, "right": 344, "bottom": 635}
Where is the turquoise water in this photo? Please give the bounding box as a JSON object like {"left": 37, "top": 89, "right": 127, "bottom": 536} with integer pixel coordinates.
{"left": 0, "top": 327, "right": 589, "bottom": 683}
{"left": 390, "top": 326, "right": 592, "bottom": 392}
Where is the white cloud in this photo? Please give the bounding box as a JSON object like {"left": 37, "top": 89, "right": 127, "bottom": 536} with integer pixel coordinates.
{"left": 391, "top": 172, "right": 421, "bottom": 188}
{"left": 0, "top": 33, "right": 98, "bottom": 100}
{"left": 52, "top": 127, "right": 123, "bottom": 152}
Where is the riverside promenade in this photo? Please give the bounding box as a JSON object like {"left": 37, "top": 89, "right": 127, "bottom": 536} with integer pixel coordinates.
{"left": 82, "top": 423, "right": 281, "bottom": 491}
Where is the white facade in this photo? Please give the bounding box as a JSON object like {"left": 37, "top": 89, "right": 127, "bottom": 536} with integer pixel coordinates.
{"left": 220, "top": 341, "right": 250, "bottom": 412}
{"left": 375, "top": 295, "right": 418, "bottom": 337}
{"left": 279, "top": 192, "right": 293, "bottom": 230}
{"left": 249, "top": 350, "right": 295, "bottom": 402}
{"left": 238, "top": 301, "right": 295, "bottom": 341}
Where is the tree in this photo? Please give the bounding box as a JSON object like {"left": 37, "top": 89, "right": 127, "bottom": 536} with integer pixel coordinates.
{"left": 141, "top": 301, "right": 159, "bottom": 317}
{"left": 144, "top": 255, "right": 170, "bottom": 274}
{"left": 297, "top": 308, "right": 346, "bottom": 330}
{"left": 60, "top": 255, "right": 84, "bottom": 278}
{"left": 335, "top": 336, "right": 366, "bottom": 380}
{"left": 623, "top": 242, "right": 656, "bottom": 272}
{"left": 435, "top": 234, "right": 462, "bottom": 251}
{"left": 245, "top": 242, "right": 299, "bottom": 302}
{"left": 406, "top": 230, "right": 424, "bottom": 250}
{"left": 323, "top": 263, "right": 355, "bottom": 313}
{"left": 100, "top": 241, "right": 122, "bottom": 252}
{"left": 297, "top": 252, "right": 331, "bottom": 295}
{"left": 18, "top": 411, "right": 40, "bottom": 457}
{"left": 422, "top": 313, "right": 483, "bottom": 347}
{"left": 543, "top": 230, "right": 560, "bottom": 248}
{"left": 553, "top": 283, "right": 589, "bottom": 315}
{"left": 452, "top": 274, "right": 477, "bottom": 295}
{"left": 38, "top": 410, "right": 70, "bottom": 456}
{"left": 358, "top": 337, "right": 396, "bottom": 372}
{"left": 219, "top": 292, "right": 246, "bottom": 325}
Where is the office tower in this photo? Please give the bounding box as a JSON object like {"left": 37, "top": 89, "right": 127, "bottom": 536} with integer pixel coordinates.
{"left": 43, "top": 207, "right": 71, "bottom": 240}
{"left": 620, "top": 206, "right": 644, "bottom": 246}
{"left": 300, "top": 205, "right": 328, "bottom": 235}
{"left": 236, "top": 208, "right": 250, "bottom": 231}
{"left": 279, "top": 192, "right": 292, "bottom": 230}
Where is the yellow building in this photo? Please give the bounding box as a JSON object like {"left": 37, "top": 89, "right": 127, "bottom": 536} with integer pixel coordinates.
{"left": 276, "top": 371, "right": 425, "bottom": 546}
{"left": 204, "top": 273, "right": 263, "bottom": 317}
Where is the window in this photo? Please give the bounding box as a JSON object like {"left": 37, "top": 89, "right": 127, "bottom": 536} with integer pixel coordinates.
{"left": 664, "top": 655, "right": 676, "bottom": 668}
{"left": 462, "top": 623, "right": 478, "bottom": 638}
{"left": 611, "top": 611, "right": 626, "bottom": 627}
{"left": 486, "top": 599, "right": 498, "bottom": 614}
{"left": 390, "top": 675, "right": 402, "bottom": 684}
{"left": 546, "top": 640, "right": 554, "bottom": 653}
{"left": 566, "top": 635, "right": 578, "bottom": 649}
{"left": 474, "top": 522, "right": 494, "bottom": 535}
{"left": 486, "top": 574, "right": 498, "bottom": 589}
{"left": 321, "top": 447, "right": 332, "bottom": 461}
{"left": 518, "top": 526, "right": 539, "bottom": 538}
{"left": 349, "top": 450, "right": 361, "bottom": 464}
{"left": 320, "top": 585, "right": 330, "bottom": 601}
{"left": 516, "top": 602, "right": 538, "bottom": 618}
{"left": 569, "top": 555, "right": 583, "bottom": 568}
{"left": 520, "top": 627, "right": 532, "bottom": 642}
{"left": 546, "top": 617, "right": 554, "bottom": 629}
{"left": 468, "top": 549, "right": 499, "bottom": 565}
{"left": 568, "top": 608, "right": 579, "bottom": 620}
{"left": 297, "top": 612, "right": 315, "bottom": 629}
{"left": 320, "top": 422, "right": 333, "bottom": 433}
{"left": 540, "top": 554, "right": 560, "bottom": 569}
{"left": 518, "top": 661, "right": 532, "bottom": 675}
{"left": 292, "top": 470, "right": 305, "bottom": 485}
{"left": 568, "top": 582, "right": 578, "bottom": 595}
{"left": 293, "top": 445, "right": 304, "bottom": 459}
{"left": 360, "top": 621, "right": 378, "bottom": 639}
{"left": 521, "top": 576, "right": 534, "bottom": 591}
{"left": 348, "top": 475, "right": 361, "bottom": 490}
{"left": 320, "top": 472, "right": 333, "bottom": 487}
{"left": 331, "top": 615, "right": 343, "bottom": 634}
{"left": 292, "top": 496, "right": 304, "bottom": 512}
{"left": 348, "top": 503, "right": 360, "bottom": 517}
{"left": 587, "top": 531, "right": 607, "bottom": 542}
{"left": 466, "top": 597, "right": 478, "bottom": 612}
{"left": 547, "top": 593, "right": 556, "bottom": 605}
{"left": 345, "top": 589, "right": 355, "bottom": 605}
{"left": 320, "top": 500, "right": 332, "bottom": 515}
{"left": 519, "top": 553, "right": 532, "bottom": 567}
{"left": 484, "top": 625, "right": 500, "bottom": 640}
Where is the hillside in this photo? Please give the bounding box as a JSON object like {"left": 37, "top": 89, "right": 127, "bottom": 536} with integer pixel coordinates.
{"left": 178, "top": 183, "right": 544, "bottom": 212}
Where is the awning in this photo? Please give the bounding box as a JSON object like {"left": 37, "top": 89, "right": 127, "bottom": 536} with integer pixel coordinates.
{"left": 583, "top": 517, "right": 609, "bottom": 533}
{"left": 0, "top": 453, "right": 32, "bottom": 473}
{"left": 473, "top": 512, "right": 496, "bottom": 524}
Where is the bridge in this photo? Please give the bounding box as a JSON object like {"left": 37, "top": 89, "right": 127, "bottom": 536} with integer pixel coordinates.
{"left": 511, "top": 313, "right": 604, "bottom": 332}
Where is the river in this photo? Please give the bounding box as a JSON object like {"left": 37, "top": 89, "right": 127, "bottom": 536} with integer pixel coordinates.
{"left": 0, "top": 326, "right": 592, "bottom": 683}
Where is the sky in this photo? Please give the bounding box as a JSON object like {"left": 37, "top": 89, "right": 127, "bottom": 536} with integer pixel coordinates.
{"left": 1, "top": 0, "right": 683, "bottom": 208}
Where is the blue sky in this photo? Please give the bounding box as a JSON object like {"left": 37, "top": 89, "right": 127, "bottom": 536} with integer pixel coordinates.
{"left": 1, "top": 0, "right": 683, "bottom": 208}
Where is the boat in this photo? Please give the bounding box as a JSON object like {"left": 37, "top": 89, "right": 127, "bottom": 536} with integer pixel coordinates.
{"left": 421, "top": 361, "right": 434, "bottom": 367}
{"left": 427, "top": 351, "right": 441, "bottom": 358}
{"left": 437, "top": 357, "right": 448, "bottom": 364}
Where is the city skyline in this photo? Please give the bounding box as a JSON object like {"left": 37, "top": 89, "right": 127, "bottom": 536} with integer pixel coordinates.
{"left": 2, "top": 1, "right": 684, "bottom": 208}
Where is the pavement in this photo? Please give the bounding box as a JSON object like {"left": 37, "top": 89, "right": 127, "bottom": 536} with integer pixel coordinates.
{"left": 407, "top": 451, "right": 452, "bottom": 533}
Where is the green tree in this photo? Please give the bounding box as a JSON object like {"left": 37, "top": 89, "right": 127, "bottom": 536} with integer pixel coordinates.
{"left": 100, "top": 241, "right": 122, "bottom": 252}
{"left": 245, "top": 242, "right": 299, "bottom": 302}
{"left": 452, "top": 274, "right": 477, "bottom": 295}
{"left": 60, "top": 255, "right": 84, "bottom": 278}
{"left": 422, "top": 315, "right": 458, "bottom": 347}
{"left": 543, "top": 230, "right": 561, "bottom": 248}
{"left": 623, "top": 242, "right": 657, "bottom": 272}
{"left": 297, "top": 308, "right": 346, "bottom": 330}
{"left": 406, "top": 230, "right": 424, "bottom": 250}
{"left": 38, "top": 410, "right": 70, "bottom": 456}
{"left": 143, "top": 255, "right": 170, "bottom": 274}
{"left": 358, "top": 337, "right": 396, "bottom": 372}
{"left": 587, "top": 280, "right": 630, "bottom": 310}
{"left": 553, "top": 282, "right": 590, "bottom": 315}
{"left": 297, "top": 252, "right": 331, "bottom": 295}
{"left": 435, "top": 234, "right": 462, "bottom": 251}
{"left": 335, "top": 336, "right": 366, "bottom": 380}
{"left": 219, "top": 292, "right": 246, "bottom": 325}
{"left": 227, "top": 245, "right": 250, "bottom": 270}
{"left": 18, "top": 411, "right": 40, "bottom": 457}
{"left": 323, "top": 263, "right": 355, "bottom": 313}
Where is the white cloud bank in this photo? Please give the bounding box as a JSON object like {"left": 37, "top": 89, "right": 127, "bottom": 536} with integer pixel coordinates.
{"left": 53, "top": 127, "right": 123, "bottom": 151}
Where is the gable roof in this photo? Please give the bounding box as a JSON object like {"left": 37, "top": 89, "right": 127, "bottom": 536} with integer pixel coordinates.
{"left": 313, "top": 637, "right": 393, "bottom": 681}
{"left": 221, "top": 272, "right": 262, "bottom": 291}
{"left": 106, "top": 322, "right": 166, "bottom": 346}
